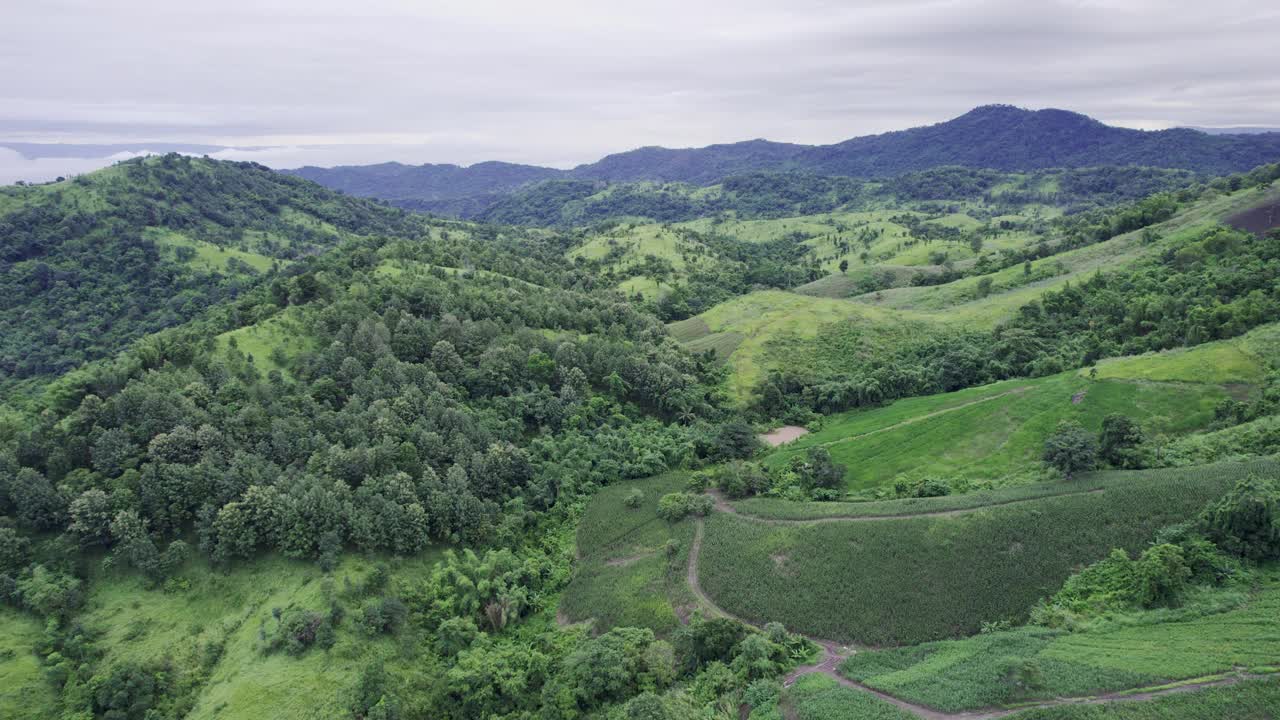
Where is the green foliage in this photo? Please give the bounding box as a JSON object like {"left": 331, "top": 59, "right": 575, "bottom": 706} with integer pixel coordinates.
{"left": 1044, "top": 420, "right": 1100, "bottom": 477}
{"left": 656, "top": 493, "right": 713, "bottom": 523}
{"left": 1197, "top": 473, "right": 1280, "bottom": 560}
{"left": 623, "top": 488, "right": 645, "bottom": 509}
{"left": 1100, "top": 414, "right": 1146, "bottom": 468}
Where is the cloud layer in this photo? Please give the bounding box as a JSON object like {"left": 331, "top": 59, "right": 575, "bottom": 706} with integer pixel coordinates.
{"left": 3, "top": 0, "right": 1278, "bottom": 182}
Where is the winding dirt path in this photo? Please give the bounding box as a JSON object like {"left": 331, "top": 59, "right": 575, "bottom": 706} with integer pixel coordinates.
{"left": 686, "top": 511, "right": 1265, "bottom": 718}
{"left": 706, "top": 487, "right": 1106, "bottom": 525}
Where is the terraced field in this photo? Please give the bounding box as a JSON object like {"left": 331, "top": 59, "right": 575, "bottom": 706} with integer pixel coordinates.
{"left": 695, "top": 461, "right": 1274, "bottom": 646}
{"left": 840, "top": 577, "right": 1280, "bottom": 712}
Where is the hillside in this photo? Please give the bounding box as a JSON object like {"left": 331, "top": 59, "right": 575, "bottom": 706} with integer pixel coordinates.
{"left": 0, "top": 154, "right": 430, "bottom": 389}
{"left": 3, "top": 154, "right": 1280, "bottom": 720}
{"left": 669, "top": 170, "right": 1280, "bottom": 410}
{"left": 285, "top": 106, "right": 1280, "bottom": 216}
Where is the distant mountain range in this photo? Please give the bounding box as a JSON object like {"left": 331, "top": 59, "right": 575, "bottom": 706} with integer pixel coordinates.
{"left": 283, "top": 105, "right": 1280, "bottom": 215}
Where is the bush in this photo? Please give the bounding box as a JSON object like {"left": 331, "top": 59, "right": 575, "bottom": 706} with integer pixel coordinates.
{"left": 656, "top": 493, "right": 712, "bottom": 522}
{"left": 358, "top": 596, "right": 408, "bottom": 635}
{"left": 1198, "top": 473, "right": 1280, "bottom": 560}
{"left": 623, "top": 488, "right": 645, "bottom": 509}
{"left": 714, "top": 462, "right": 770, "bottom": 499}
{"left": 1100, "top": 413, "right": 1146, "bottom": 468}
{"left": 264, "top": 607, "right": 336, "bottom": 655}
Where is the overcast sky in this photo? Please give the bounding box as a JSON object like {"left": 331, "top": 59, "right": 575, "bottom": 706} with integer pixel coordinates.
{"left": 2, "top": 0, "right": 1278, "bottom": 183}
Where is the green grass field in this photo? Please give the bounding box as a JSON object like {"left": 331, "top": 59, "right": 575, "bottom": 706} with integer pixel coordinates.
{"left": 560, "top": 473, "right": 698, "bottom": 635}
{"left": 671, "top": 290, "right": 933, "bottom": 401}
{"left": 214, "top": 309, "right": 314, "bottom": 374}
{"left": 840, "top": 576, "right": 1280, "bottom": 711}
{"left": 0, "top": 609, "right": 59, "bottom": 720}
{"left": 148, "top": 227, "right": 280, "bottom": 274}
{"left": 762, "top": 370, "right": 1232, "bottom": 493}
{"left": 71, "top": 551, "right": 444, "bottom": 720}
{"left": 695, "top": 461, "right": 1276, "bottom": 646}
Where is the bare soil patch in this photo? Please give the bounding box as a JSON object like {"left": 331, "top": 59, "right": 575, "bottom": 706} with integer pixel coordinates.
{"left": 760, "top": 425, "right": 810, "bottom": 447}
{"left": 1227, "top": 194, "right": 1280, "bottom": 236}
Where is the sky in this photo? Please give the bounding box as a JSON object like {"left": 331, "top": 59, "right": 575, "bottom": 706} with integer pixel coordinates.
{"left": 2, "top": 0, "right": 1279, "bottom": 183}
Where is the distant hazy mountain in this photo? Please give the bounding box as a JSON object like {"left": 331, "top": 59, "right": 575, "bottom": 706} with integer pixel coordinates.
{"left": 283, "top": 160, "right": 562, "bottom": 206}
{"left": 285, "top": 105, "right": 1280, "bottom": 212}
{"left": 1184, "top": 126, "right": 1280, "bottom": 136}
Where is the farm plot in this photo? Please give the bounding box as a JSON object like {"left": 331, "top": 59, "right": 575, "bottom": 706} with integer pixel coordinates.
{"left": 695, "top": 461, "right": 1274, "bottom": 646}
{"left": 560, "top": 473, "right": 697, "bottom": 634}
{"left": 840, "top": 577, "right": 1280, "bottom": 712}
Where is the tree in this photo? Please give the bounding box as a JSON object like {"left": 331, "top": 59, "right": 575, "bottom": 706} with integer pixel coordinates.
{"left": 1198, "top": 473, "right": 1280, "bottom": 560}
{"left": 838, "top": 259, "right": 849, "bottom": 274}
{"left": 1099, "top": 413, "right": 1145, "bottom": 468}
{"left": 1042, "top": 420, "right": 1098, "bottom": 477}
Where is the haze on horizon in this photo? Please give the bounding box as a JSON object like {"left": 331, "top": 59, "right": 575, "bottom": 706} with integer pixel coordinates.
{"left": 2, "top": 0, "right": 1279, "bottom": 183}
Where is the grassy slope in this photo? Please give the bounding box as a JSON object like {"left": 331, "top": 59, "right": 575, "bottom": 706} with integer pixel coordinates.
{"left": 213, "top": 308, "right": 314, "bottom": 374}
{"left": 674, "top": 290, "right": 933, "bottom": 401}
{"left": 862, "top": 185, "right": 1270, "bottom": 327}
{"left": 147, "top": 227, "right": 280, "bottom": 274}
{"left": 0, "top": 610, "right": 59, "bottom": 720}
{"left": 73, "top": 551, "right": 443, "bottom": 720}
{"left": 696, "top": 460, "right": 1276, "bottom": 646}
{"left": 762, "top": 369, "right": 1234, "bottom": 493}
{"left": 671, "top": 183, "right": 1273, "bottom": 404}
{"left": 560, "top": 473, "right": 697, "bottom": 635}
{"left": 840, "top": 576, "right": 1280, "bottom": 712}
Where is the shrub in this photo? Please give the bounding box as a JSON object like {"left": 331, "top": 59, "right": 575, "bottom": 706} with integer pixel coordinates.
{"left": 358, "top": 596, "right": 408, "bottom": 635}
{"left": 623, "top": 488, "right": 645, "bottom": 509}
{"left": 656, "top": 493, "right": 712, "bottom": 522}
{"left": 1197, "top": 473, "right": 1280, "bottom": 560}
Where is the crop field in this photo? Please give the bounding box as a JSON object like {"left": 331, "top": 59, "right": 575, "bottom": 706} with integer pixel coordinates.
{"left": 1012, "top": 676, "right": 1280, "bottom": 719}
{"left": 560, "top": 473, "right": 697, "bottom": 634}
{"left": 840, "top": 576, "right": 1280, "bottom": 711}
{"left": 773, "top": 674, "right": 915, "bottom": 720}
{"left": 762, "top": 371, "right": 1229, "bottom": 493}
{"left": 731, "top": 471, "right": 1118, "bottom": 520}
{"left": 695, "top": 461, "right": 1274, "bottom": 646}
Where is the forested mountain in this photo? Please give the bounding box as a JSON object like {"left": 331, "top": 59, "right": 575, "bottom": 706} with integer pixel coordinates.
{"left": 283, "top": 160, "right": 561, "bottom": 208}
{"left": 284, "top": 106, "right": 1280, "bottom": 217}
{"left": 0, "top": 155, "right": 425, "bottom": 386}
{"left": 3, "top": 153, "right": 1280, "bottom": 720}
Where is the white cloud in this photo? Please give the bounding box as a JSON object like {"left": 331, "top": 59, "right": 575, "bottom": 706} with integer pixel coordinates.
{"left": 1, "top": 0, "right": 1278, "bottom": 173}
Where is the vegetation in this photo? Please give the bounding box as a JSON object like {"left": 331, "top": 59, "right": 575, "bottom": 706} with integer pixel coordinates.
{"left": 695, "top": 462, "right": 1276, "bottom": 645}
